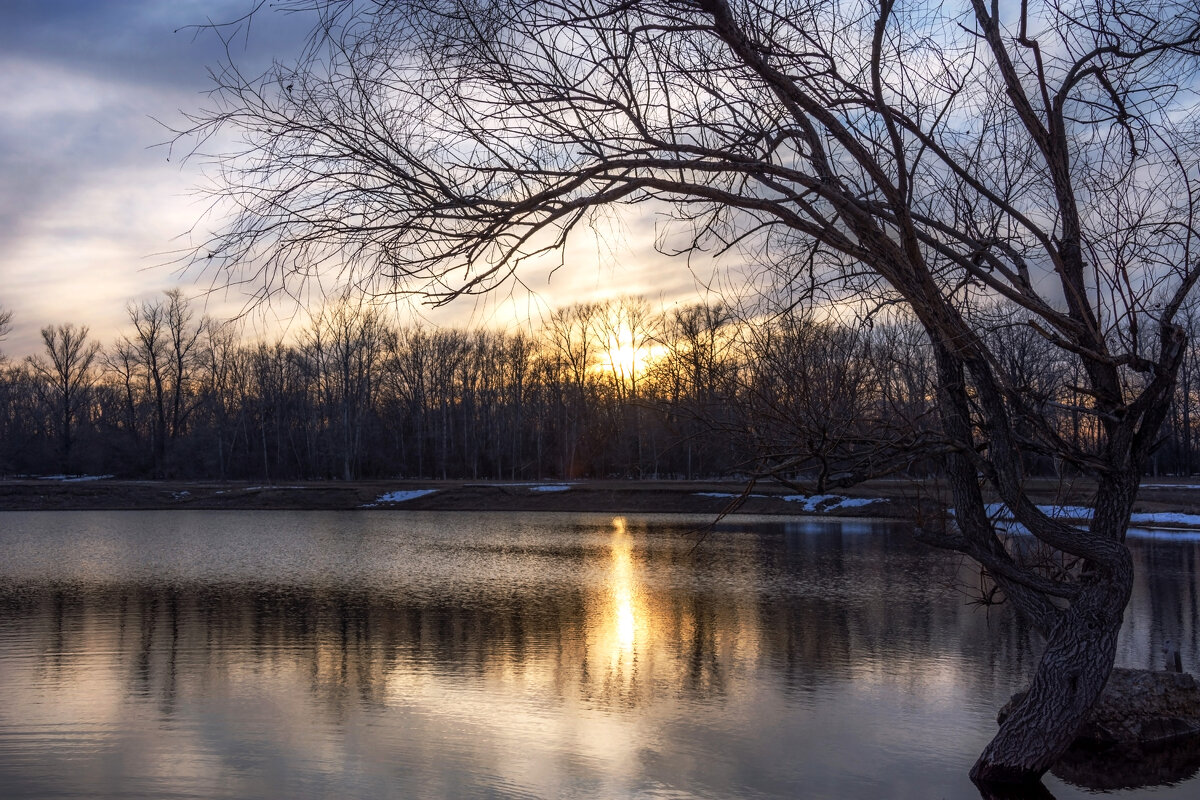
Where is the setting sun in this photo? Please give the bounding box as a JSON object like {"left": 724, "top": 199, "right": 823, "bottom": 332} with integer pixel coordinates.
{"left": 595, "top": 339, "right": 665, "bottom": 382}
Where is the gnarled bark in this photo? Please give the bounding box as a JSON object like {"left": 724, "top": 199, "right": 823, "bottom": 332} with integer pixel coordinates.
{"left": 971, "top": 576, "right": 1132, "bottom": 784}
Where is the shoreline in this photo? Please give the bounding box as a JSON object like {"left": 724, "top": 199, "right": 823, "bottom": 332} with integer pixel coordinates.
{"left": 0, "top": 477, "right": 920, "bottom": 517}
{"left": 5, "top": 477, "right": 1200, "bottom": 533}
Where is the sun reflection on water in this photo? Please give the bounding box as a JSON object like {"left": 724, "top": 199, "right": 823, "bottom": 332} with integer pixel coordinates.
{"left": 599, "top": 516, "right": 648, "bottom": 685}
{"left": 611, "top": 517, "right": 638, "bottom": 651}
{"left": 5, "top": 512, "right": 1200, "bottom": 798}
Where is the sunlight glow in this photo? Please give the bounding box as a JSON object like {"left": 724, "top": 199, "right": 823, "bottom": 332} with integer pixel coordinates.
{"left": 605, "top": 516, "right": 645, "bottom": 664}
{"left": 595, "top": 340, "right": 666, "bottom": 382}
{"left": 610, "top": 517, "right": 637, "bottom": 653}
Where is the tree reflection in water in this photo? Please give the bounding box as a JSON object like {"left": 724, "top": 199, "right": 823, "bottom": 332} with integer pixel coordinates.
{"left": 0, "top": 511, "right": 1197, "bottom": 799}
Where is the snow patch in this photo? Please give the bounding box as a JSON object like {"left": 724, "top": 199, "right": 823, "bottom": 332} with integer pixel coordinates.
{"left": 1129, "top": 512, "right": 1200, "bottom": 527}
{"left": 984, "top": 505, "right": 1200, "bottom": 527}
{"left": 781, "top": 494, "right": 886, "bottom": 512}
{"left": 782, "top": 494, "right": 840, "bottom": 511}
{"left": 369, "top": 489, "right": 438, "bottom": 506}
{"left": 472, "top": 482, "right": 575, "bottom": 489}
{"left": 37, "top": 474, "right": 114, "bottom": 482}
{"left": 693, "top": 492, "right": 886, "bottom": 511}
{"left": 961, "top": 504, "right": 1200, "bottom": 533}
{"left": 834, "top": 497, "right": 881, "bottom": 509}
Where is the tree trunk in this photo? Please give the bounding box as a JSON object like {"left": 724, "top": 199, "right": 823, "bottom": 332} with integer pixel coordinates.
{"left": 971, "top": 570, "right": 1133, "bottom": 785}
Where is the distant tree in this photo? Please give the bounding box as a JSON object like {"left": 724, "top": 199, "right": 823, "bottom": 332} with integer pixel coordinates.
{"left": 743, "top": 310, "right": 891, "bottom": 491}
{"left": 118, "top": 290, "right": 207, "bottom": 477}
{"left": 543, "top": 303, "right": 603, "bottom": 477}
{"left": 499, "top": 330, "right": 535, "bottom": 479}
{"left": 596, "top": 297, "right": 653, "bottom": 404}
{"left": 182, "top": 0, "right": 1200, "bottom": 784}
{"left": 0, "top": 308, "right": 22, "bottom": 473}
{"left": 197, "top": 322, "right": 248, "bottom": 479}
{"left": 648, "top": 301, "right": 740, "bottom": 477}
{"left": 0, "top": 307, "right": 12, "bottom": 361}
{"left": 385, "top": 325, "right": 436, "bottom": 477}
{"left": 298, "top": 301, "right": 387, "bottom": 479}
{"left": 26, "top": 324, "right": 101, "bottom": 472}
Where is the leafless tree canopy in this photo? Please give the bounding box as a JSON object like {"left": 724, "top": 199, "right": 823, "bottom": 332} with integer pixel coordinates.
{"left": 177, "top": 0, "right": 1200, "bottom": 785}
{"left": 187, "top": 1, "right": 1200, "bottom": 311}
{"left": 25, "top": 324, "right": 101, "bottom": 471}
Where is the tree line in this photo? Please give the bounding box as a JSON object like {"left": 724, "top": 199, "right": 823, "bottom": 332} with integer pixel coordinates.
{"left": 3, "top": 291, "right": 1200, "bottom": 483}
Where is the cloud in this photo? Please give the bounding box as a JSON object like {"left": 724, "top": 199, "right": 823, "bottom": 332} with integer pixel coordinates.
{"left": 0, "top": 1, "right": 732, "bottom": 358}
{"left": 0, "top": 1, "right": 287, "bottom": 95}
{"left": 0, "top": 1, "right": 309, "bottom": 355}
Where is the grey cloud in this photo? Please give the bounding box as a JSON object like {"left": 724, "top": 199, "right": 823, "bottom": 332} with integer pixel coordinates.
{"left": 0, "top": 0, "right": 316, "bottom": 255}
{"left": 0, "top": 0, "right": 317, "bottom": 353}
{"left": 0, "top": 1, "right": 308, "bottom": 95}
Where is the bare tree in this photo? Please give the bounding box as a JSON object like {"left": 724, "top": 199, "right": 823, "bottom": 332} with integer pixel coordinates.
{"left": 26, "top": 324, "right": 101, "bottom": 471}
{"left": 299, "top": 300, "right": 387, "bottom": 478}
{"left": 596, "top": 297, "right": 654, "bottom": 403}
{"left": 198, "top": 321, "right": 247, "bottom": 479}
{"left": 0, "top": 308, "right": 17, "bottom": 472}
{"left": 743, "top": 309, "right": 901, "bottom": 491}
{"left": 543, "top": 302, "right": 603, "bottom": 476}
{"left": 182, "top": 0, "right": 1200, "bottom": 785}
{"left": 648, "top": 301, "right": 742, "bottom": 477}
{"left": 0, "top": 307, "right": 12, "bottom": 362}
{"left": 118, "top": 291, "right": 208, "bottom": 477}
{"left": 386, "top": 325, "right": 435, "bottom": 476}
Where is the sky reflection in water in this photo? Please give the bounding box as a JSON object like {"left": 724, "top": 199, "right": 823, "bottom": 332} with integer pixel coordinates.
{"left": 0, "top": 510, "right": 1197, "bottom": 799}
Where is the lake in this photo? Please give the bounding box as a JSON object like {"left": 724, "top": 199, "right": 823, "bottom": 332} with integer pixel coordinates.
{"left": 0, "top": 510, "right": 1197, "bottom": 799}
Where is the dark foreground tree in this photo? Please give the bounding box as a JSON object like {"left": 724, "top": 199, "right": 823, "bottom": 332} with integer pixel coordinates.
{"left": 180, "top": 0, "right": 1200, "bottom": 786}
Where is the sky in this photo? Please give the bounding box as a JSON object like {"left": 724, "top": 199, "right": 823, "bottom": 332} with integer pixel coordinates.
{"left": 0, "top": 0, "right": 717, "bottom": 359}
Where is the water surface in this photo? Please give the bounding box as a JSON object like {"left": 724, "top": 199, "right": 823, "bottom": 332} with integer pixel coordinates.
{"left": 0, "top": 510, "right": 1197, "bottom": 799}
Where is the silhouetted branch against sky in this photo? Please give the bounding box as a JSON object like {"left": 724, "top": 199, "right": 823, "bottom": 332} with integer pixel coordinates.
{"left": 182, "top": 2, "right": 1200, "bottom": 322}
{"left": 179, "top": 0, "right": 1200, "bottom": 783}
{"left": 182, "top": 1, "right": 1200, "bottom": 475}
